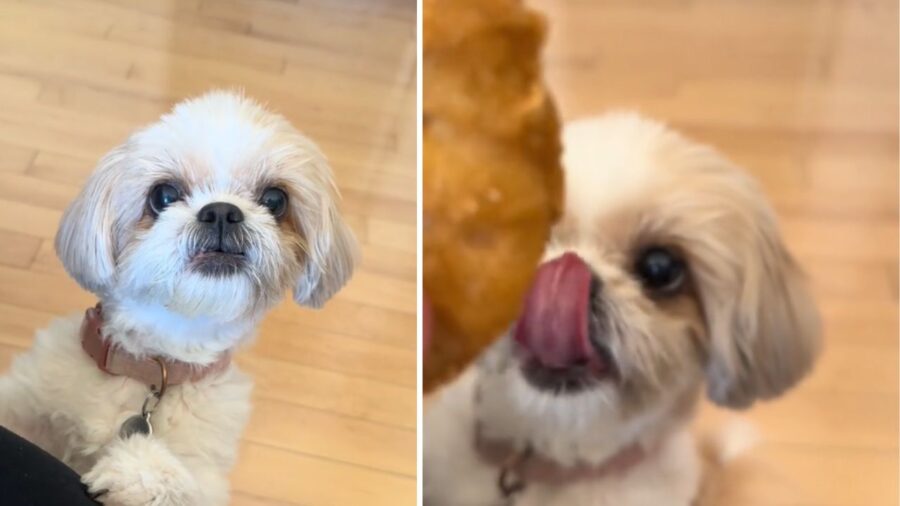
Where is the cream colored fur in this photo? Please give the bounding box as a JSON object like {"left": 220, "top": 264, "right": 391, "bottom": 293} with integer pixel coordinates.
{"left": 424, "top": 113, "right": 820, "bottom": 505}
{"left": 0, "top": 91, "right": 357, "bottom": 505}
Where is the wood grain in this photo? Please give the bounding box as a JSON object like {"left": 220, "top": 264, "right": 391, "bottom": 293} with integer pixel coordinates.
{"left": 528, "top": 0, "right": 898, "bottom": 504}
{"left": 0, "top": 0, "right": 416, "bottom": 504}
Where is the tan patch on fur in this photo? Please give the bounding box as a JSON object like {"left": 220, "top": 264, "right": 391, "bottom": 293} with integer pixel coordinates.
{"left": 278, "top": 205, "right": 307, "bottom": 267}
{"left": 135, "top": 213, "right": 156, "bottom": 231}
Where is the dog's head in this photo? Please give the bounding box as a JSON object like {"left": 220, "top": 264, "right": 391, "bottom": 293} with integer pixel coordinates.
{"left": 56, "top": 91, "right": 357, "bottom": 322}
{"left": 478, "top": 113, "right": 820, "bottom": 454}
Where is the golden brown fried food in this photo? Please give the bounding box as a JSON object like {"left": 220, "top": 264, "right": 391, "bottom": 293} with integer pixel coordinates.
{"left": 423, "top": 0, "right": 564, "bottom": 391}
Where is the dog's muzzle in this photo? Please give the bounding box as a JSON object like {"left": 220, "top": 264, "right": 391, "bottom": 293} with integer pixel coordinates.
{"left": 513, "top": 252, "right": 613, "bottom": 392}
{"left": 191, "top": 202, "right": 248, "bottom": 276}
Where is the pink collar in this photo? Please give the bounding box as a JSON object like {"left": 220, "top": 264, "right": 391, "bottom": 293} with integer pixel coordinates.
{"left": 475, "top": 427, "right": 648, "bottom": 497}
{"left": 80, "top": 304, "right": 231, "bottom": 387}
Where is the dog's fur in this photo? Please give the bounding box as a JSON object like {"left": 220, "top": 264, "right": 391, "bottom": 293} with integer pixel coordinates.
{"left": 424, "top": 113, "right": 821, "bottom": 506}
{"left": 0, "top": 91, "right": 357, "bottom": 505}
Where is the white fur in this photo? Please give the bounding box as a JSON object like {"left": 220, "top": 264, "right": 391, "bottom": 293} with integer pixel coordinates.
{"left": 425, "top": 369, "right": 701, "bottom": 506}
{"left": 0, "top": 91, "right": 357, "bottom": 505}
{"left": 424, "top": 113, "right": 820, "bottom": 505}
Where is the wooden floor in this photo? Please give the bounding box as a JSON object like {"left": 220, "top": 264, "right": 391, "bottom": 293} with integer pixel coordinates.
{"left": 529, "top": 0, "right": 898, "bottom": 504}
{"left": 0, "top": 0, "right": 416, "bottom": 505}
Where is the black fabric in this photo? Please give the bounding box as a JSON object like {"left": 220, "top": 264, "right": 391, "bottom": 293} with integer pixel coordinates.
{"left": 0, "top": 425, "right": 99, "bottom": 505}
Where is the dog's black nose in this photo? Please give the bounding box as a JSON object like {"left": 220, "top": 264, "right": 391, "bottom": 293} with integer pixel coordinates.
{"left": 198, "top": 202, "right": 244, "bottom": 226}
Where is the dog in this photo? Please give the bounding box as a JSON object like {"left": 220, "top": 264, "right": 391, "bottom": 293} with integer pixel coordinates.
{"left": 424, "top": 112, "right": 821, "bottom": 506}
{"left": 0, "top": 91, "right": 357, "bottom": 505}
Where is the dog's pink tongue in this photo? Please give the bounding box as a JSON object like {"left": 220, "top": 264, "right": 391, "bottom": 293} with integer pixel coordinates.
{"left": 514, "top": 252, "right": 593, "bottom": 368}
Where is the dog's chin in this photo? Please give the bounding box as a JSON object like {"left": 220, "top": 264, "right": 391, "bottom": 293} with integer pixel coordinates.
{"left": 166, "top": 268, "right": 260, "bottom": 320}
{"left": 189, "top": 251, "right": 248, "bottom": 277}
{"left": 516, "top": 341, "right": 617, "bottom": 395}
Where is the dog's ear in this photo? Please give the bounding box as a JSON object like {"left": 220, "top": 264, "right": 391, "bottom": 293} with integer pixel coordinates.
{"left": 289, "top": 155, "right": 359, "bottom": 309}
{"left": 55, "top": 146, "right": 129, "bottom": 295}
{"left": 698, "top": 195, "right": 822, "bottom": 409}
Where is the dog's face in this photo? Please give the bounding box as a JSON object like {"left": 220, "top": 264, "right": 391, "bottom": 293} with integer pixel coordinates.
{"left": 55, "top": 91, "right": 357, "bottom": 321}
{"left": 477, "top": 114, "right": 820, "bottom": 452}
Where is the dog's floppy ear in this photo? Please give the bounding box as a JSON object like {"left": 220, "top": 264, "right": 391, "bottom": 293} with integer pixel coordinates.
{"left": 55, "top": 146, "right": 130, "bottom": 295}
{"left": 698, "top": 193, "right": 822, "bottom": 409}
{"left": 289, "top": 155, "right": 359, "bottom": 309}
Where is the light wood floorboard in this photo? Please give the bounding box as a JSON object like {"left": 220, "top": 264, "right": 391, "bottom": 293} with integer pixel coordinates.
{"left": 0, "top": 0, "right": 416, "bottom": 504}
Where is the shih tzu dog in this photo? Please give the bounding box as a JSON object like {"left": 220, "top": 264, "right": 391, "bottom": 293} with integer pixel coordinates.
{"left": 424, "top": 113, "right": 821, "bottom": 506}
{"left": 0, "top": 91, "right": 357, "bottom": 505}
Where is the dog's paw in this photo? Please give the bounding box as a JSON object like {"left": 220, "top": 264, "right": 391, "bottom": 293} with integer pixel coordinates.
{"left": 82, "top": 436, "right": 199, "bottom": 506}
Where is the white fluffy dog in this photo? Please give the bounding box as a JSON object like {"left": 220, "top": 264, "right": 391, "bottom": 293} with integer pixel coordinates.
{"left": 0, "top": 91, "right": 357, "bottom": 505}
{"left": 424, "top": 113, "right": 821, "bottom": 506}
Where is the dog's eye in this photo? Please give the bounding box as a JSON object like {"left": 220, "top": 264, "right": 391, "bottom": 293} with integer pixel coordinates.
{"left": 259, "top": 187, "right": 288, "bottom": 219}
{"left": 635, "top": 247, "right": 686, "bottom": 295}
{"left": 148, "top": 183, "right": 182, "bottom": 216}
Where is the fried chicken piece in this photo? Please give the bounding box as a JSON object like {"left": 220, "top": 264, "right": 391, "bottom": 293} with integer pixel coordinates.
{"left": 423, "top": 0, "right": 564, "bottom": 391}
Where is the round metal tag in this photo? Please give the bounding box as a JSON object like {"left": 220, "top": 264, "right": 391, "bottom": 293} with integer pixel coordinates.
{"left": 119, "top": 414, "right": 152, "bottom": 439}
